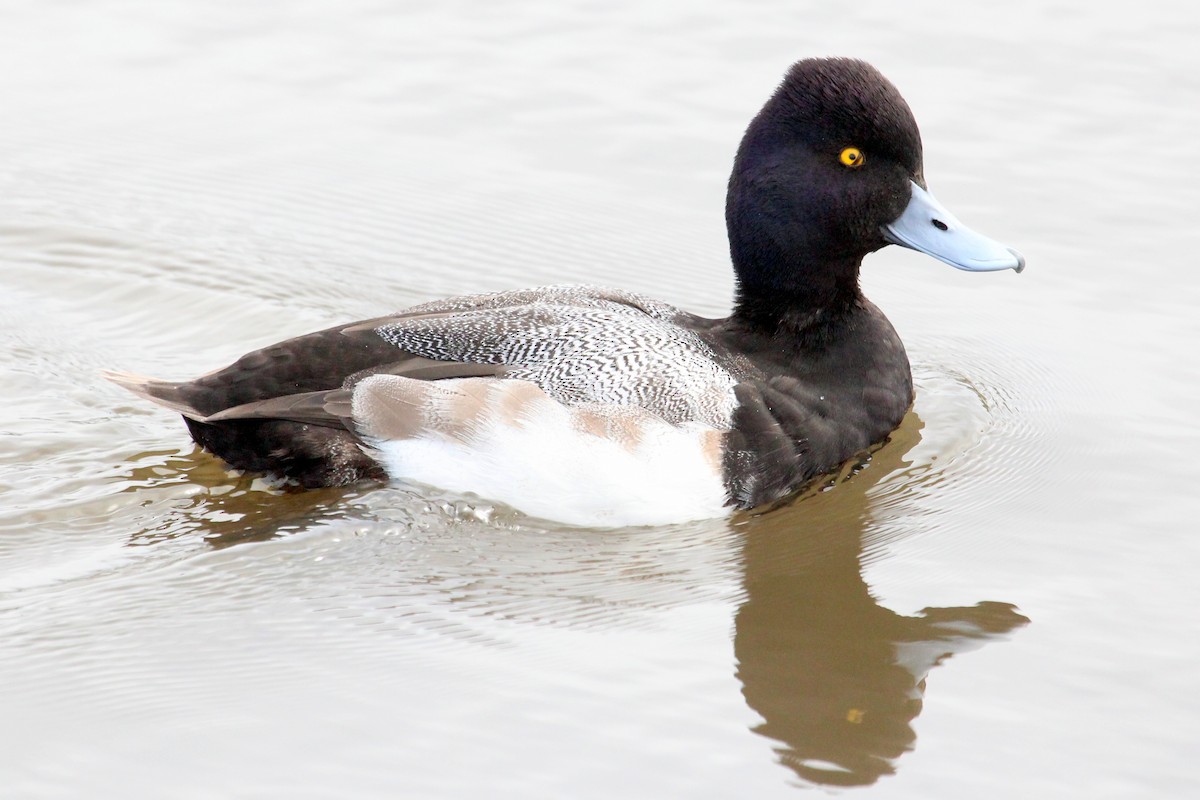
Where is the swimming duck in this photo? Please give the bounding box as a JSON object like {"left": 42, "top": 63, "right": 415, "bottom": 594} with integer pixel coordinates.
{"left": 107, "top": 58, "right": 1023, "bottom": 527}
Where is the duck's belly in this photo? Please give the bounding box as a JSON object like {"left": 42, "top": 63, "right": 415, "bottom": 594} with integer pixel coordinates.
{"left": 352, "top": 375, "right": 732, "bottom": 527}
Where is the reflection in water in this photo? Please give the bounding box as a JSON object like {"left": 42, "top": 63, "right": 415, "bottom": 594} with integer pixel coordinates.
{"left": 118, "top": 448, "right": 368, "bottom": 547}
{"left": 734, "top": 413, "right": 1030, "bottom": 787}
{"left": 117, "top": 411, "right": 1028, "bottom": 790}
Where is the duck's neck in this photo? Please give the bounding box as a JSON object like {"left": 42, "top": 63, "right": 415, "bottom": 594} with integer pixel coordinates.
{"left": 729, "top": 257, "right": 864, "bottom": 342}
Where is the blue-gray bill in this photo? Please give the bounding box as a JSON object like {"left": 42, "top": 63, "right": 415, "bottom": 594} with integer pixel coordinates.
{"left": 883, "top": 180, "right": 1025, "bottom": 273}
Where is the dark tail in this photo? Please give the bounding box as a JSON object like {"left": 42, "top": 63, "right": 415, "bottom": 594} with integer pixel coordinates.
{"left": 102, "top": 370, "right": 208, "bottom": 420}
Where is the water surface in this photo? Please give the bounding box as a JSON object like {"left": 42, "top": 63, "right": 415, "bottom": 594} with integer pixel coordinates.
{"left": 2, "top": 1, "right": 1198, "bottom": 797}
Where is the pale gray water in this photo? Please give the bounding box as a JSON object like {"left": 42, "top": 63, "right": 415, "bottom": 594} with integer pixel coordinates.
{"left": 2, "top": 1, "right": 1198, "bottom": 797}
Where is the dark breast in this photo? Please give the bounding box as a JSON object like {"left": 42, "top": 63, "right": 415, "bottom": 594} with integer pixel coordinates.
{"left": 703, "top": 302, "right": 914, "bottom": 509}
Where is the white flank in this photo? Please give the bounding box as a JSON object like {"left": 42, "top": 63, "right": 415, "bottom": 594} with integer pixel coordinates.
{"left": 351, "top": 374, "right": 731, "bottom": 528}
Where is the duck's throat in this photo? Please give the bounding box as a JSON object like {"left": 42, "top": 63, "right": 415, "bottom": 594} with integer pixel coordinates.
{"left": 731, "top": 261, "right": 863, "bottom": 338}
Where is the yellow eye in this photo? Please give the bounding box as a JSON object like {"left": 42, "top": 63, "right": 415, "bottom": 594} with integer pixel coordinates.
{"left": 839, "top": 147, "right": 865, "bottom": 168}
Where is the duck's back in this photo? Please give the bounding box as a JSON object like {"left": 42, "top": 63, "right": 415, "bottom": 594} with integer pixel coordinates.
{"left": 367, "top": 285, "right": 741, "bottom": 427}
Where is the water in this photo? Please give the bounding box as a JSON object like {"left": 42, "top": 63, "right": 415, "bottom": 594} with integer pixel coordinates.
{"left": 2, "top": 1, "right": 1198, "bottom": 796}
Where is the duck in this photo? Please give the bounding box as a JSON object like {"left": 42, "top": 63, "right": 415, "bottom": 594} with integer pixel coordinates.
{"left": 106, "top": 57, "right": 1023, "bottom": 528}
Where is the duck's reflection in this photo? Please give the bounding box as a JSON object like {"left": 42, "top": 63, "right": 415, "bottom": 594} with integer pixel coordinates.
{"left": 118, "top": 413, "right": 1028, "bottom": 789}
{"left": 734, "top": 414, "right": 1029, "bottom": 786}
{"left": 117, "top": 448, "right": 364, "bottom": 547}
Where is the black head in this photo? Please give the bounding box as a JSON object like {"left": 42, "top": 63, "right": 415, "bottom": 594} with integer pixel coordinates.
{"left": 726, "top": 58, "right": 924, "bottom": 316}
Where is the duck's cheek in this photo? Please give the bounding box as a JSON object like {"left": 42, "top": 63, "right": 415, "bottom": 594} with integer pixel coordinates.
{"left": 882, "top": 170, "right": 919, "bottom": 223}
{"left": 843, "top": 164, "right": 909, "bottom": 220}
